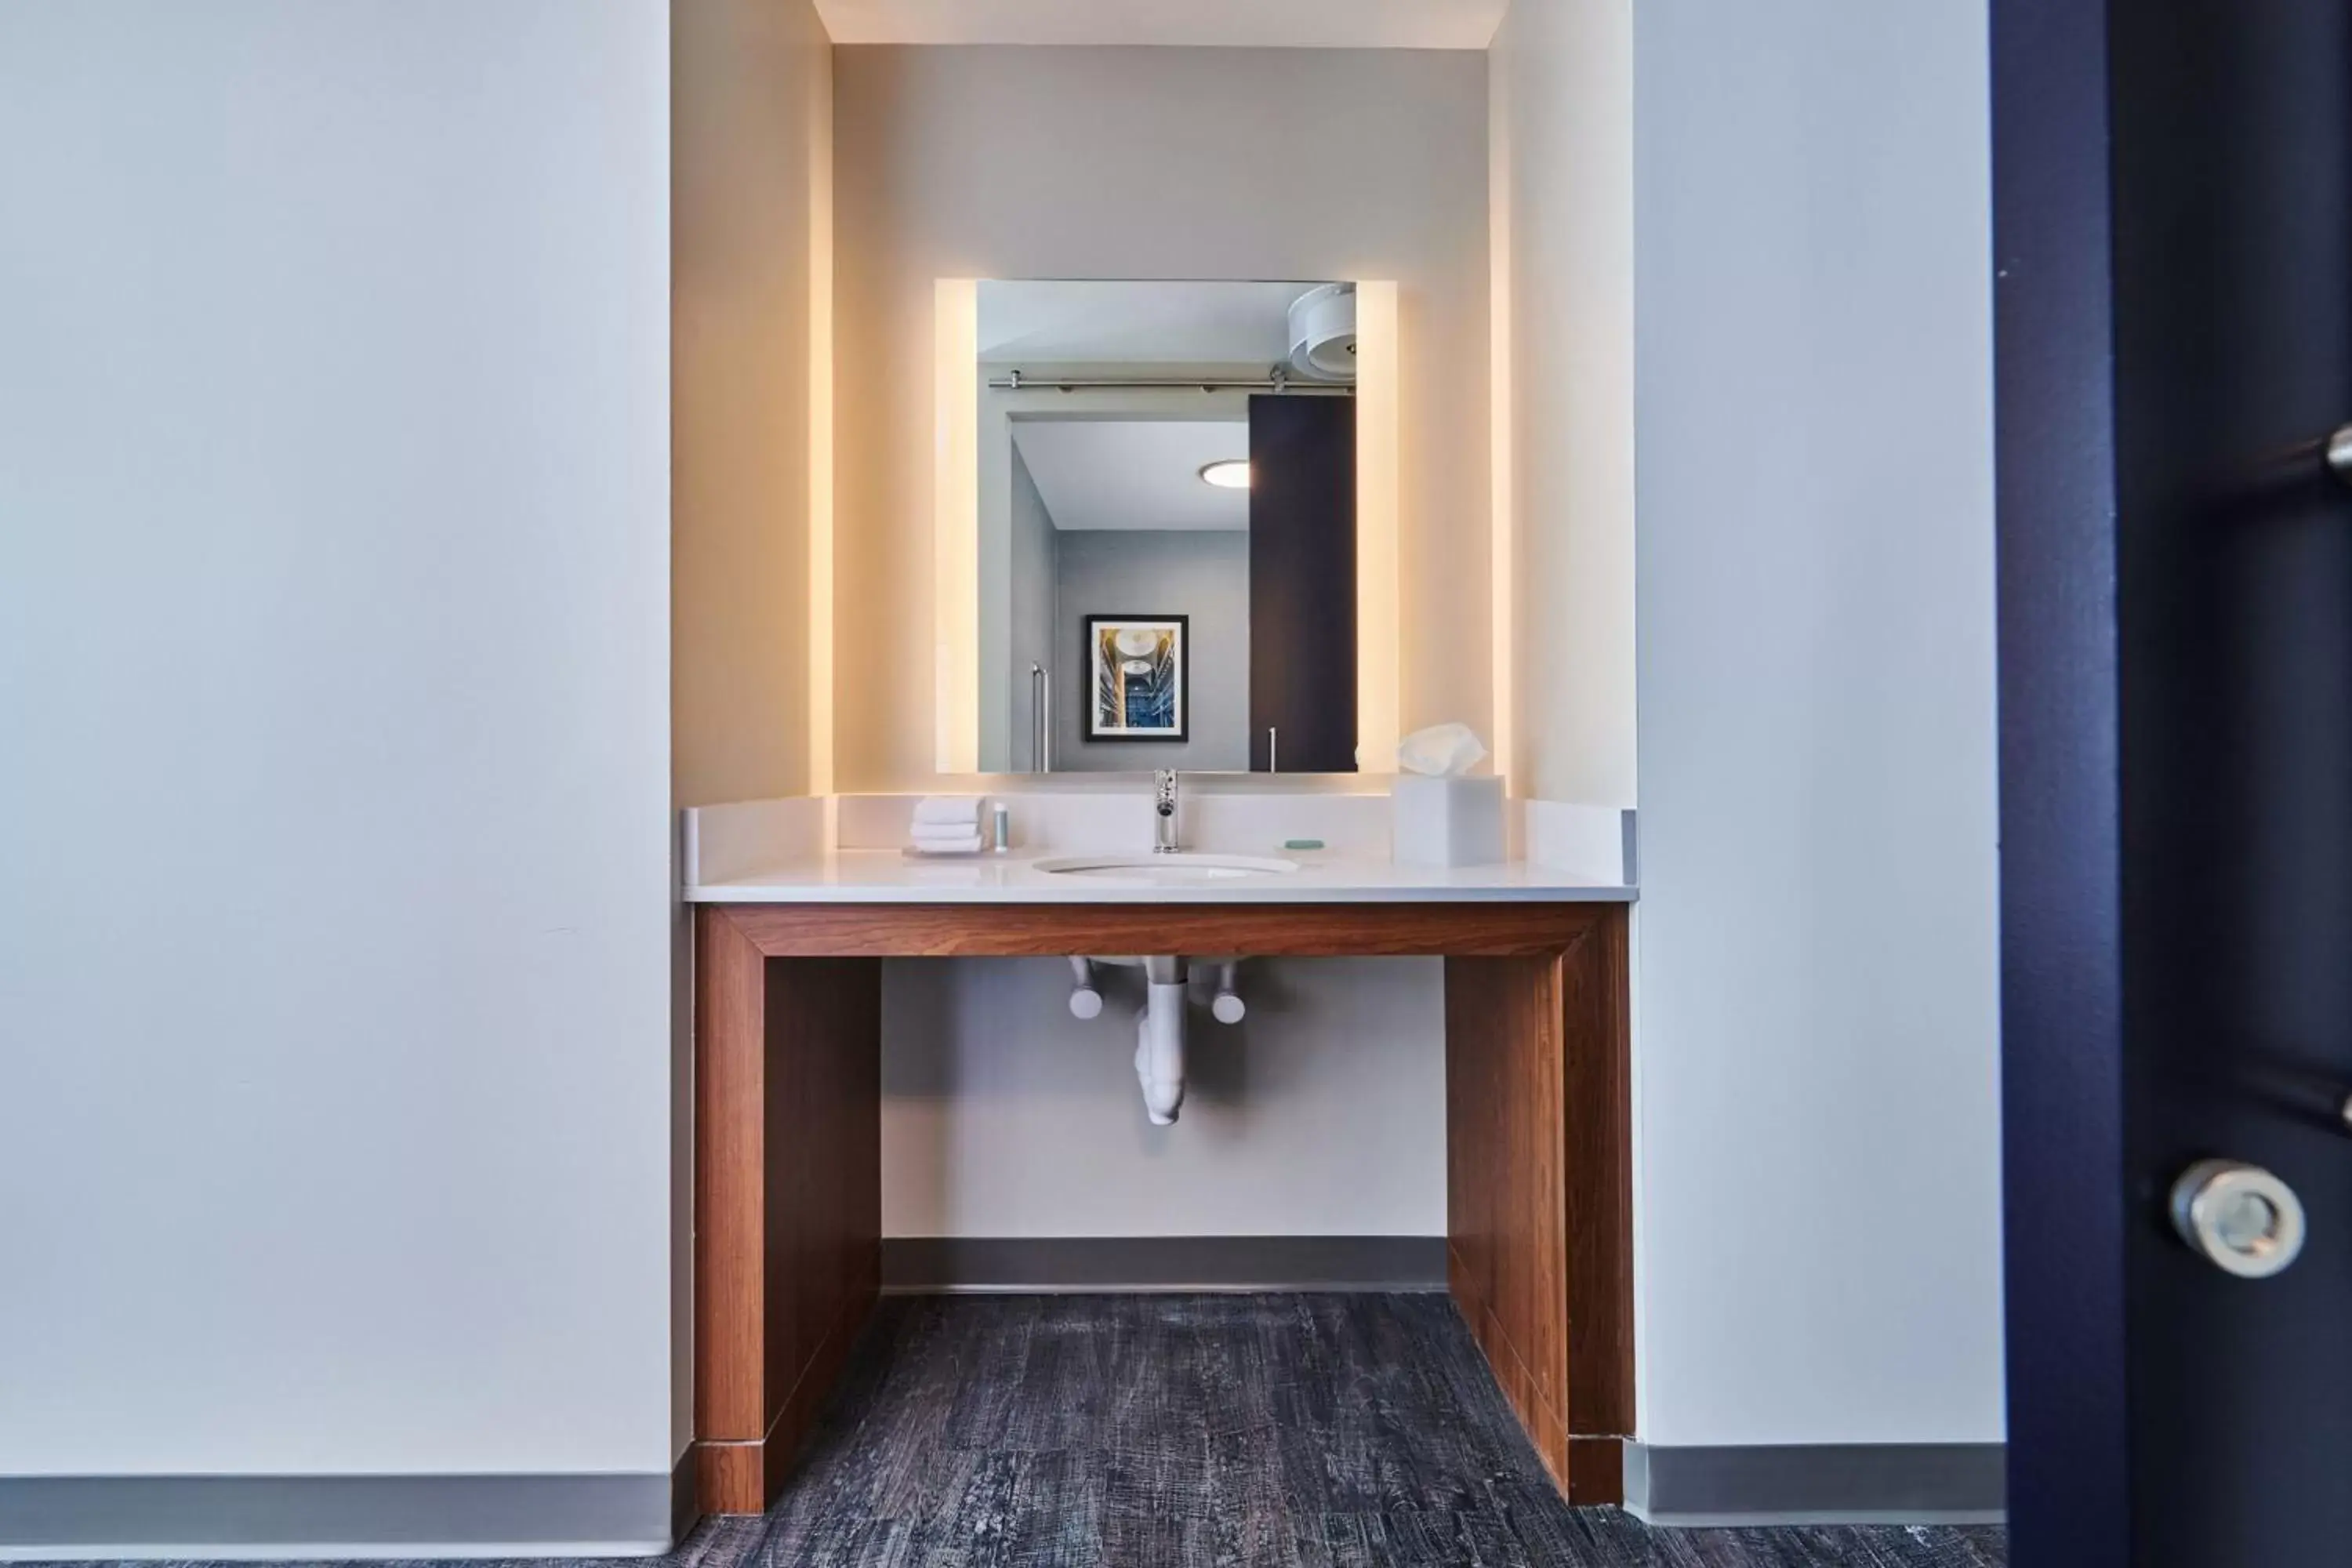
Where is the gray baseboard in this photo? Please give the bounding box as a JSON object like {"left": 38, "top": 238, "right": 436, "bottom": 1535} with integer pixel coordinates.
{"left": 1624, "top": 1443, "right": 2007, "bottom": 1526}
{"left": 880, "top": 1235, "right": 1448, "bottom": 1294}
{"left": 0, "top": 1472, "right": 677, "bottom": 1560}
{"left": 671, "top": 1444, "right": 702, "bottom": 1548}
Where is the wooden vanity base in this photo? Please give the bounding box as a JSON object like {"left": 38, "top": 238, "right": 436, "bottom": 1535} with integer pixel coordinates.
{"left": 690, "top": 900, "right": 1632, "bottom": 1514}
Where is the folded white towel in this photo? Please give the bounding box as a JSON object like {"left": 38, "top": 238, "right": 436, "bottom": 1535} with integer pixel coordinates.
{"left": 906, "top": 833, "right": 983, "bottom": 855}
{"left": 913, "top": 818, "right": 982, "bottom": 839}
{"left": 911, "top": 796, "right": 982, "bottom": 827}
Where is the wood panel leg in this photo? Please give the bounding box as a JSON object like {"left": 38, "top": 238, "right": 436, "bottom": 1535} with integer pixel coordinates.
{"left": 1562, "top": 907, "right": 1634, "bottom": 1457}
{"left": 1446, "top": 951, "right": 1573, "bottom": 1487}
{"left": 1444, "top": 908, "right": 1632, "bottom": 1505}
{"left": 694, "top": 908, "right": 881, "bottom": 1515}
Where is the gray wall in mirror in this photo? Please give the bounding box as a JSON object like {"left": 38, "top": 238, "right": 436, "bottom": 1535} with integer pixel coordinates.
{"left": 1053, "top": 530, "right": 1250, "bottom": 772}
{"left": 975, "top": 383, "right": 1254, "bottom": 771}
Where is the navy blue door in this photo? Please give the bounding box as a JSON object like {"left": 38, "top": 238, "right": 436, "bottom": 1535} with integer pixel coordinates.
{"left": 1997, "top": 2, "right": 2352, "bottom": 1563}
{"left": 1249, "top": 394, "right": 1356, "bottom": 774}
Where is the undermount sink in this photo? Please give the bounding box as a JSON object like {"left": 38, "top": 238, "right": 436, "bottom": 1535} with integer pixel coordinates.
{"left": 1033, "top": 852, "right": 1301, "bottom": 881}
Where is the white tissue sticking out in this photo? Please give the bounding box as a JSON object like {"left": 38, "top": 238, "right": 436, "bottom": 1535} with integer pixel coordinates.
{"left": 1396, "top": 722, "right": 1489, "bottom": 778}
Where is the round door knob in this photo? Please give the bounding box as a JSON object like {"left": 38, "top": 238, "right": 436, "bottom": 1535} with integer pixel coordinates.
{"left": 2170, "top": 1160, "right": 2307, "bottom": 1279}
{"left": 2327, "top": 423, "right": 2352, "bottom": 488}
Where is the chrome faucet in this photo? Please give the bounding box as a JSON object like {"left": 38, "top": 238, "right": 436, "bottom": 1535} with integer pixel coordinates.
{"left": 1152, "top": 770, "right": 1181, "bottom": 853}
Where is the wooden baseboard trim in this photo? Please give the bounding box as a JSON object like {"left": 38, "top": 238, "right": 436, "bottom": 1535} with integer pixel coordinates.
{"left": 696, "top": 1258, "right": 879, "bottom": 1515}
{"left": 691, "top": 1436, "right": 768, "bottom": 1519}
{"left": 1567, "top": 1437, "right": 1625, "bottom": 1505}
{"left": 1447, "top": 1242, "right": 1573, "bottom": 1492}
{"left": 768, "top": 1247, "right": 880, "bottom": 1457}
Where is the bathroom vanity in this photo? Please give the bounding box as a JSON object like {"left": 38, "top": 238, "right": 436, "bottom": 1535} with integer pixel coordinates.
{"left": 682, "top": 834, "right": 1637, "bottom": 1515}
{"left": 681, "top": 276, "right": 1635, "bottom": 1519}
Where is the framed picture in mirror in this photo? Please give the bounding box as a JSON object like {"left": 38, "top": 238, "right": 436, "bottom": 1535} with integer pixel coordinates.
{"left": 1085, "top": 615, "right": 1189, "bottom": 742}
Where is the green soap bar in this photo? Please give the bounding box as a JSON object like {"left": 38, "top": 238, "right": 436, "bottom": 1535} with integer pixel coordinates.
{"left": 1283, "top": 839, "right": 1326, "bottom": 851}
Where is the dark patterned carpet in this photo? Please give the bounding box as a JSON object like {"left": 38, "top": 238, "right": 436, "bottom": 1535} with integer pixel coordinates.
{"left": 44, "top": 1294, "right": 2005, "bottom": 1568}
{"left": 738, "top": 1293, "right": 2006, "bottom": 1567}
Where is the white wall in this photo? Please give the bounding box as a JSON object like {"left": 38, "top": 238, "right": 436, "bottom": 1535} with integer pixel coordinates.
{"left": 1628, "top": 0, "right": 2004, "bottom": 1444}
{"left": 1490, "top": 0, "right": 1636, "bottom": 807}
{"left": 884, "top": 959, "right": 1446, "bottom": 1238}
{"left": 833, "top": 45, "right": 1490, "bottom": 790}
{"left": 672, "top": 0, "right": 833, "bottom": 809}
{"left": 0, "top": 0, "right": 675, "bottom": 1483}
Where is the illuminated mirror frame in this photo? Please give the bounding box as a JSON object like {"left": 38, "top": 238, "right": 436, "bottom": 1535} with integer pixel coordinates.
{"left": 931, "top": 278, "right": 1400, "bottom": 777}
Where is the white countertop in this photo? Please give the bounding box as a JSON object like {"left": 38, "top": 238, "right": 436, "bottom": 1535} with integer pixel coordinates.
{"left": 683, "top": 848, "right": 1635, "bottom": 905}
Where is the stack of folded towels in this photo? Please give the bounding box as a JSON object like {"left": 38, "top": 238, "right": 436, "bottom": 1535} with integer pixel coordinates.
{"left": 907, "top": 796, "right": 984, "bottom": 855}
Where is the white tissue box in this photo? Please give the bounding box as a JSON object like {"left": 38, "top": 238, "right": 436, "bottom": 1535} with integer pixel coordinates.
{"left": 1390, "top": 775, "right": 1504, "bottom": 868}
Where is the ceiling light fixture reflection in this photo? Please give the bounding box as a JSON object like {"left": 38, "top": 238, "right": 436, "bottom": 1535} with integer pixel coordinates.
{"left": 1198, "top": 459, "right": 1251, "bottom": 490}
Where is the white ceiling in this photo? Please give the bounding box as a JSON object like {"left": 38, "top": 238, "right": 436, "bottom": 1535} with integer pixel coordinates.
{"left": 815, "top": 0, "right": 1508, "bottom": 49}
{"left": 979, "top": 280, "right": 1319, "bottom": 366}
{"left": 1014, "top": 420, "right": 1250, "bottom": 532}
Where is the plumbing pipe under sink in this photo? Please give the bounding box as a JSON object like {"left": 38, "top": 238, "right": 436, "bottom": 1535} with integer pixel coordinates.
{"left": 1207, "top": 960, "right": 1245, "bottom": 1025}
{"left": 1133, "top": 955, "right": 1195, "bottom": 1125}
{"left": 1066, "top": 955, "right": 1247, "bottom": 1123}
{"left": 1066, "top": 955, "right": 1104, "bottom": 1019}
{"left": 1137, "top": 975, "right": 1188, "bottom": 1126}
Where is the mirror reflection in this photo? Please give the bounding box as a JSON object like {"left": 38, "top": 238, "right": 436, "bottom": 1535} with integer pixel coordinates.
{"left": 975, "top": 280, "right": 1359, "bottom": 775}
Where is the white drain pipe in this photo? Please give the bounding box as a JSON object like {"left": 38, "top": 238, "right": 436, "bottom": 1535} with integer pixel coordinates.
{"left": 1135, "top": 981, "right": 1188, "bottom": 1125}
{"left": 1134, "top": 956, "right": 1189, "bottom": 1125}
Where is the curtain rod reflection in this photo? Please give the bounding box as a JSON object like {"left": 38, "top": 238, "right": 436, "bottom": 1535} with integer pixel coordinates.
{"left": 985, "top": 368, "right": 1355, "bottom": 395}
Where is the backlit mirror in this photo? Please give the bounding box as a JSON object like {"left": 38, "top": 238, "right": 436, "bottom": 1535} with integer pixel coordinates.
{"left": 974, "top": 280, "right": 1361, "bottom": 775}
